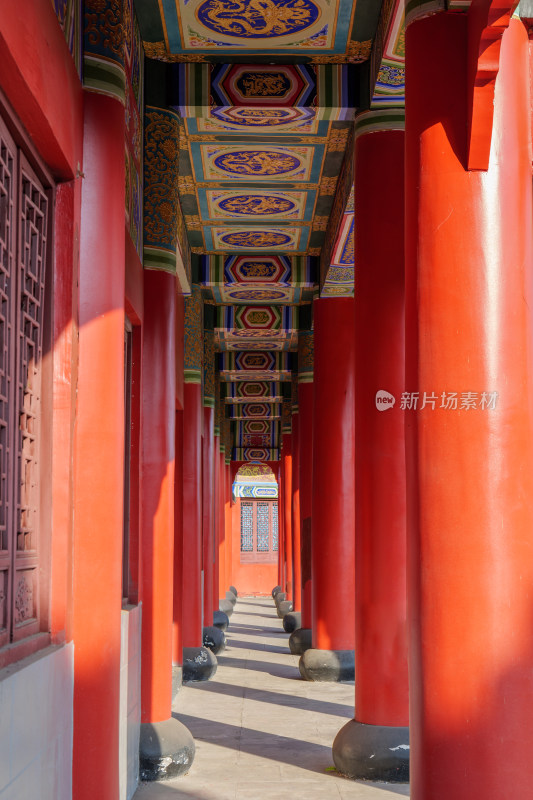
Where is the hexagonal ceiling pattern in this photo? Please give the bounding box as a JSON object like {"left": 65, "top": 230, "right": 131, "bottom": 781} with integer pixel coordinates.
{"left": 135, "top": 0, "right": 415, "bottom": 459}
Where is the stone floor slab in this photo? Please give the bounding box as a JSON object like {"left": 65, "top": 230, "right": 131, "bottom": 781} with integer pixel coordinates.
{"left": 133, "top": 597, "right": 410, "bottom": 800}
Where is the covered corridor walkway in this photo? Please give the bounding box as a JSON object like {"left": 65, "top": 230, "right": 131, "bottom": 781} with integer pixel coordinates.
{"left": 2, "top": 3, "right": 533, "bottom": 799}
{"left": 134, "top": 597, "right": 410, "bottom": 800}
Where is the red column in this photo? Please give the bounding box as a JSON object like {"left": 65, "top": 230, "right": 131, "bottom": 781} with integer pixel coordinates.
{"left": 225, "top": 464, "right": 233, "bottom": 593}
{"left": 298, "top": 331, "right": 314, "bottom": 630}
{"left": 311, "top": 298, "right": 355, "bottom": 651}
{"left": 291, "top": 412, "right": 301, "bottom": 612}
{"left": 298, "top": 380, "right": 313, "bottom": 629}
{"left": 182, "top": 381, "right": 203, "bottom": 648}
{"left": 278, "top": 457, "right": 285, "bottom": 589}
{"left": 172, "top": 409, "right": 184, "bottom": 669}
{"left": 218, "top": 449, "right": 226, "bottom": 599}
{"left": 202, "top": 406, "right": 214, "bottom": 625}
{"left": 212, "top": 435, "right": 220, "bottom": 607}
{"left": 355, "top": 128, "right": 408, "bottom": 725}
{"left": 282, "top": 433, "right": 293, "bottom": 599}
{"left": 72, "top": 91, "right": 124, "bottom": 800}
{"left": 332, "top": 123, "right": 409, "bottom": 778}
{"left": 140, "top": 270, "right": 176, "bottom": 722}
{"left": 405, "top": 16, "right": 533, "bottom": 799}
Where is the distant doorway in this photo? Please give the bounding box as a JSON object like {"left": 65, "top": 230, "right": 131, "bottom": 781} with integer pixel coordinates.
{"left": 232, "top": 462, "right": 279, "bottom": 594}
{"left": 239, "top": 499, "right": 278, "bottom": 563}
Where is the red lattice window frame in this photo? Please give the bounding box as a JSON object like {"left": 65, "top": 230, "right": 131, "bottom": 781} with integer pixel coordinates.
{"left": 240, "top": 499, "right": 278, "bottom": 564}
{"left": 0, "top": 109, "right": 52, "bottom": 658}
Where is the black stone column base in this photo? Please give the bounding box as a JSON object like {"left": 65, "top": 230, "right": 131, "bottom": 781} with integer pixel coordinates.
{"left": 274, "top": 591, "right": 286, "bottom": 606}
{"left": 229, "top": 585, "right": 238, "bottom": 596}
{"left": 182, "top": 646, "right": 218, "bottom": 682}
{"left": 171, "top": 665, "right": 182, "bottom": 702}
{"left": 202, "top": 625, "right": 226, "bottom": 655}
{"left": 289, "top": 627, "right": 312, "bottom": 655}
{"left": 332, "top": 719, "right": 410, "bottom": 782}
{"left": 271, "top": 585, "right": 282, "bottom": 598}
{"left": 213, "top": 610, "right": 229, "bottom": 631}
{"left": 139, "top": 718, "right": 195, "bottom": 781}
{"left": 283, "top": 611, "right": 301, "bottom": 633}
{"left": 276, "top": 599, "right": 293, "bottom": 618}
{"left": 299, "top": 648, "right": 355, "bottom": 682}
{"left": 219, "top": 598, "right": 233, "bottom": 617}
{"left": 225, "top": 590, "right": 237, "bottom": 606}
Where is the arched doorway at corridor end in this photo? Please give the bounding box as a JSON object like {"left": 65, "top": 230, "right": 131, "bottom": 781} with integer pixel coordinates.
{"left": 231, "top": 462, "right": 279, "bottom": 596}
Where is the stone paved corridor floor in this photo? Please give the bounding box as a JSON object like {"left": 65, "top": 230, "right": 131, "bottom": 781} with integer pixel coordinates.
{"left": 134, "top": 596, "right": 411, "bottom": 800}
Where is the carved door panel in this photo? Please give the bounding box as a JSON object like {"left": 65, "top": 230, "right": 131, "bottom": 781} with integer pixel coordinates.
{"left": 0, "top": 113, "right": 49, "bottom": 646}
{"left": 240, "top": 499, "right": 278, "bottom": 563}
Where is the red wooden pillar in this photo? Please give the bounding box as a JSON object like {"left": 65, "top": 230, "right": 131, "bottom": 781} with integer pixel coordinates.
{"left": 300, "top": 298, "right": 355, "bottom": 681}
{"left": 140, "top": 270, "right": 194, "bottom": 776}
{"left": 281, "top": 431, "right": 293, "bottom": 600}
{"left": 140, "top": 270, "right": 175, "bottom": 719}
{"left": 298, "top": 332, "right": 314, "bottom": 630}
{"left": 218, "top": 448, "right": 226, "bottom": 599}
{"left": 277, "top": 455, "right": 285, "bottom": 590}
{"left": 202, "top": 404, "right": 215, "bottom": 625}
{"left": 172, "top": 408, "right": 184, "bottom": 675}
{"left": 404, "top": 14, "right": 533, "bottom": 799}
{"left": 333, "top": 121, "right": 409, "bottom": 778}
{"left": 202, "top": 326, "right": 215, "bottom": 625}
{"left": 182, "top": 290, "right": 203, "bottom": 650}
{"left": 182, "top": 381, "right": 203, "bottom": 647}
{"left": 213, "top": 435, "right": 219, "bottom": 604}
{"left": 72, "top": 91, "right": 124, "bottom": 800}
{"left": 291, "top": 409, "right": 301, "bottom": 612}
{"left": 225, "top": 463, "right": 233, "bottom": 593}
{"left": 182, "top": 292, "right": 217, "bottom": 680}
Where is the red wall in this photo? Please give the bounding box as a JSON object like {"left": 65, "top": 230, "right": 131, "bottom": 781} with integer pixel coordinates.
{"left": 230, "top": 498, "right": 278, "bottom": 596}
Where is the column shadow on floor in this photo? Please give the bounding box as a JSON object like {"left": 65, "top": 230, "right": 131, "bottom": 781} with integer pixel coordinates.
{"left": 184, "top": 678, "right": 354, "bottom": 717}
{"left": 173, "top": 712, "right": 338, "bottom": 774}
{"left": 225, "top": 623, "right": 284, "bottom": 635}
{"left": 215, "top": 653, "right": 301, "bottom": 680}
{"left": 225, "top": 638, "right": 289, "bottom": 654}
{"left": 230, "top": 610, "right": 275, "bottom": 618}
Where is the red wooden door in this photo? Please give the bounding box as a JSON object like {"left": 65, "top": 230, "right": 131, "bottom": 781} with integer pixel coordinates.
{"left": 240, "top": 500, "right": 278, "bottom": 564}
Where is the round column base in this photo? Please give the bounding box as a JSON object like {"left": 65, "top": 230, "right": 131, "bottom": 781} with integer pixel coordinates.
{"left": 219, "top": 599, "right": 233, "bottom": 617}
{"left": 202, "top": 625, "right": 226, "bottom": 655}
{"left": 332, "top": 719, "right": 409, "bottom": 782}
{"left": 289, "top": 628, "right": 312, "bottom": 655}
{"left": 182, "top": 646, "right": 218, "bottom": 682}
{"left": 213, "top": 610, "right": 229, "bottom": 631}
{"left": 283, "top": 611, "right": 301, "bottom": 633}
{"left": 272, "top": 585, "right": 282, "bottom": 598}
{"left": 225, "top": 591, "right": 237, "bottom": 606}
{"left": 277, "top": 600, "right": 293, "bottom": 618}
{"left": 229, "top": 585, "right": 238, "bottom": 597}
{"left": 274, "top": 591, "right": 286, "bottom": 607}
{"left": 299, "top": 648, "right": 355, "bottom": 682}
{"left": 139, "top": 718, "right": 195, "bottom": 781}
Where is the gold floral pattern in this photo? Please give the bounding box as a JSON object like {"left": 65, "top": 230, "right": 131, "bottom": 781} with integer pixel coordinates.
{"left": 144, "top": 107, "right": 181, "bottom": 249}
{"left": 142, "top": 40, "right": 207, "bottom": 61}
{"left": 319, "top": 176, "right": 337, "bottom": 195}
{"left": 184, "top": 287, "right": 203, "bottom": 382}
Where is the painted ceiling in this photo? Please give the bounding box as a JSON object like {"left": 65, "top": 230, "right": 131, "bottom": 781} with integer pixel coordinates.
{"left": 134, "top": 0, "right": 414, "bottom": 459}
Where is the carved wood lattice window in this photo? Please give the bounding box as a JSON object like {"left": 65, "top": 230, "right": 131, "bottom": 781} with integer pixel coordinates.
{"left": 240, "top": 500, "right": 278, "bottom": 564}
{"left": 0, "top": 116, "right": 49, "bottom": 648}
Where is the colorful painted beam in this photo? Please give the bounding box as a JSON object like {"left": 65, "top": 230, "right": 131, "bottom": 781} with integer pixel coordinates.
{"left": 233, "top": 448, "right": 279, "bottom": 462}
